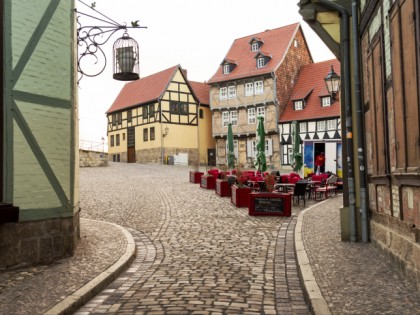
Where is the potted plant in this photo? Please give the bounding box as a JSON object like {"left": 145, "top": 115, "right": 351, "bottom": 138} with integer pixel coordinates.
{"left": 200, "top": 166, "right": 217, "bottom": 189}
{"left": 231, "top": 164, "right": 252, "bottom": 207}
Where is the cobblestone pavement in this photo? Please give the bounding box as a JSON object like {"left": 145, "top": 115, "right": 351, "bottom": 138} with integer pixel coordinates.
{"left": 1, "top": 163, "right": 419, "bottom": 314}
{"left": 76, "top": 163, "right": 310, "bottom": 314}
{"left": 300, "top": 197, "right": 420, "bottom": 315}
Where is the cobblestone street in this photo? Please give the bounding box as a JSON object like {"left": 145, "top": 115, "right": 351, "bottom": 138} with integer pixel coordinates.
{"left": 77, "top": 163, "right": 309, "bottom": 314}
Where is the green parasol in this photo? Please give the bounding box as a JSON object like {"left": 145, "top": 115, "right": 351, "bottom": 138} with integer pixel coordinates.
{"left": 254, "top": 116, "right": 267, "bottom": 172}
{"left": 227, "top": 123, "right": 235, "bottom": 169}
{"left": 292, "top": 121, "right": 303, "bottom": 172}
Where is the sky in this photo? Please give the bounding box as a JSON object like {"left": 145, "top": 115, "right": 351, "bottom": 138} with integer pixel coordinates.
{"left": 77, "top": 0, "right": 335, "bottom": 149}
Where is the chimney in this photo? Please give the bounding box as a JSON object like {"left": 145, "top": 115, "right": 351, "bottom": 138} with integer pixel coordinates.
{"left": 181, "top": 69, "right": 188, "bottom": 78}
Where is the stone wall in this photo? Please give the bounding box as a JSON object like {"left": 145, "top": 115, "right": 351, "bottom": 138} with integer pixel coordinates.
{"left": 79, "top": 149, "right": 108, "bottom": 167}
{"left": 0, "top": 212, "right": 80, "bottom": 270}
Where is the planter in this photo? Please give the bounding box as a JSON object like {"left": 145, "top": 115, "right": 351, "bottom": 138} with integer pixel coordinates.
{"left": 248, "top": 192, "right": 292, "bottom": 217}
{"left": 231, "top": 185, "right": 252, "bottom": 207}
{"left": 200, "top": 175, "right": 216, "bottom": 189}
{"left": 189, "top": 171, "right": 204, "bottom": 184}
{"left": 216, "top": 179, "right": 232, "bottom": 197}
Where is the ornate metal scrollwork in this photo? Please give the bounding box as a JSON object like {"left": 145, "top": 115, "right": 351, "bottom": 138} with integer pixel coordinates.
{"left": 75, "top": 0, "right": 146, "bottom": 83}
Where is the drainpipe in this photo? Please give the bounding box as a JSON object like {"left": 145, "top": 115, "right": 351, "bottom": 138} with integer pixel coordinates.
{"left": 352, "top": 0, "right": 369, "bottom": 242}
{"left": 319, "top": 0, "right": 357, "bottom": 242}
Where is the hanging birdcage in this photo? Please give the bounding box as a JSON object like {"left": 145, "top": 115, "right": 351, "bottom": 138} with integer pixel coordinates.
{"left": 113, "top": 33, "right": 140, "bottom": 81}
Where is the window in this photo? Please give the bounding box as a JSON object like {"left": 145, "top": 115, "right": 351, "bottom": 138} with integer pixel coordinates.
{"left": 245, "top": 83, "right": 253, "bottom": 96}
{"left": 299, "top": 122, "right": 307, "bottom": 133}
{"left": 143, "top": 106, "right": 148, "bottom": 117}
{"left": 223, "top": 64, "right": 230, "bottom": 74}
{"left": 251, "top": 42, "right": 259, "bottom": 51}
{"left": 226, "top": 140, "right": 239, "bottom": 158}
{"left": 256, "top": 107, "right": 265, "bottom": 119}
{"left": 112, "top": 114, "right": 116, "bottom": 126}
{"left": 222, "top": 111, "right": 230, "bottom": 127}
{"left": 254, "top": 81, "right": 263, "bottom": 95}
{"left": 294, "top": 100, "right": 303, "bottom": 110}
{"left": 149, "top": 104, "right": 154, "bottom": 117}
{"left": 127, "top": 110, "right": 132, "bottom": 123}
{"left": 123, "top": 133, "right": 126, "bottom": 141}
{"left": 116, "top": 134, "right": 120, "bottom": 146}
{"left": 170, "top": 102, "right": 188, "bottom": 115}
{"left": 247, "top": 139, "right": 273, "bottom": 157}
{"left": 117, "top": 113, "right": 122, "bottom": 125}
{"left": 294, "top": 39, "right": 299, "bottom": 48}
{"left": 248, "top": 108, "right": 256, "bottom": 124}
{"left": 220, "top": 87, "right": 227, "bottom": 100}
{"left": 199, "top": 108, "right": 204, "bottom": 119}
{"left": 317, "top": 121, "right": 326, "bottom": 131}
{"left": 327, "top": 119, "right": 336, "bottom": 130}
{"left": 150, "top": 127, "right": 155, "bottom": 140}
{"left": 257, "top": 57, "right": 265, "bottom": 68}
{"left": 322, "top": 96, "right": 331, "bottom": 107}
{"left": 143, "top": 128, "right": 148, "bottom": 141}
{"left": 110, "top": 135, "right": 114, "bottom": 147}
{"left": 230, "top": 111, "right": 238, "bottom": 126}
{"left": 228, "top": 86, "right": 236, "bottom": 99}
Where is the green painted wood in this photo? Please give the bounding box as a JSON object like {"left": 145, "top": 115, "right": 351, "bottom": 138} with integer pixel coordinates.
{"left": 13, "top": 90, "right": 71, "bottom": 109}
{"left": 19, "top": 207, "right": 73, "bottom": 221}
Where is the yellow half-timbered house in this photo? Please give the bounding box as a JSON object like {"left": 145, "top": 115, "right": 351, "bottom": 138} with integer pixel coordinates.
{"left": 106, "top": 65, "right": 215, "bottom": 165}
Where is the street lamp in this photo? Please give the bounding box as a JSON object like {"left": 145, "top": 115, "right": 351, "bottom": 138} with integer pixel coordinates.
{"left": 324, "top": 65, "right": 341, "bottom": 102}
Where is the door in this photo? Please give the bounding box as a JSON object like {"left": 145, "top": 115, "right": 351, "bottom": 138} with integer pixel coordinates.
{"left": 127, "top": 127, "right": 135, "bottom": 163}
{"left": 325, "top": 142, "right": 337, "bottom": 174}
{"left": 208, "top": 149, "right": 216, "bottom": 166}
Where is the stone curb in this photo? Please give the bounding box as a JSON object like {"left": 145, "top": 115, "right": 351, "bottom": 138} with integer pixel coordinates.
{"left": 295, "top": 201, "right": 332, "bottom": 315}
{"left": 43, "top": 219, "right": 136, "bottom": 315}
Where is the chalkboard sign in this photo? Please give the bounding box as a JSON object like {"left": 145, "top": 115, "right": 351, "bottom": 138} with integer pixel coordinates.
{"left": 248, "top": 193, "right": 291, "bottom": 216}
{"left": 254, "top": 197, "right": 284, "bottom": 213}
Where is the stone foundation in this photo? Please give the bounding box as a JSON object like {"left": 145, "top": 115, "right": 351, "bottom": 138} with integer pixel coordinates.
{"left": 0, "top": 212, "right": 80, "bottom": 270}
{"left": 370, "top": 212, "right": 420, "bottom": 290}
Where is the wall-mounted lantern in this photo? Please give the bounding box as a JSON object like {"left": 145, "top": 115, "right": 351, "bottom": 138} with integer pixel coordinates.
{"left": 324, "top": 65, "right": 341, "bottom": 101}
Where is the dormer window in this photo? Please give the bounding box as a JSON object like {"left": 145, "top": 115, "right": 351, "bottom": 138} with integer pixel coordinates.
{"left": 223, "top": 64, "right": 230, "bottom": 74}
{"left": 257, "top": 57, "right": 265, "bottom": 68}
{"left": 255, "top": 52, "right": 271, "bottom": 69}
{"left": 321, "top": 96, "right": 331, "bottom": 107}
{"left": 294, "top": 100, "right": 303, "bottom": 110}
{"left": 249, "top": 37, "right": 263, "bottom": 52}
{"left": 221, "top": 59, "right": 237, "bottom": 75}
{"left": 251, "top": 42, "right": 259, "bottom": 52}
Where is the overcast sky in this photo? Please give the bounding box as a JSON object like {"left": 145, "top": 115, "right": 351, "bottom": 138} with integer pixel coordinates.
{"left": 77, "top": 0, "right": 335, "bottom": 149}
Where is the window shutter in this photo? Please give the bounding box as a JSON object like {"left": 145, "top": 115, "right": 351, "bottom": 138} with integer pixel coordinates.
{"left": 247, "top": 140, "right": 253, "bottom": 157}
{"left": 266, "top": 139, "right": 273, "bottom": 156}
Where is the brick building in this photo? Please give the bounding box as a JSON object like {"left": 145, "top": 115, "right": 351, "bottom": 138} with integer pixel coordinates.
{"left": 207, "top": 23, "right": 313, "bottom": 168}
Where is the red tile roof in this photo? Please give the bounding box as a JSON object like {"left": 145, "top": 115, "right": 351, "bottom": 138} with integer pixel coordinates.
{"left": 189, "top": 81, "right": 210, "bottom": 105}
{"left": 207, "top": 23, "right": 301, "bottom": 84}
{"left": 106, "top": 65, "right": 179, "bottom": 114}
{"left": 280, "top": 59, "right": 341, "bottom": 122}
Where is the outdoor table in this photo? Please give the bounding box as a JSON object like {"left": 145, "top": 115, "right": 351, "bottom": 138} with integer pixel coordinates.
{"left": 274, "top": 183, "right": 295, "bottom": 193}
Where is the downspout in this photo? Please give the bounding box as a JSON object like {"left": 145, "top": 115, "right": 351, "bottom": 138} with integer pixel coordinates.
{"left": 352, "top": 0, "right": 369, "bottom": 242}
{"left": 272, "top": 72, "right": 280, "bottom": 169}
{"left": 319, "top": 0, "right": 357, "bottom": 242}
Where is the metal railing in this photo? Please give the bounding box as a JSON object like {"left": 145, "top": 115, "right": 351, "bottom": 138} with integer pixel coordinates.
{"left": 79, "top": 139, "right": 107, "bottom": 152}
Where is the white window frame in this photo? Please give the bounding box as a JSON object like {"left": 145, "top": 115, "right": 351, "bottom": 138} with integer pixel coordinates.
{"left": 220, "top": 87, "right": 227, "bottom": 100}
{"left": 254, "top": 81, "right": 264, "bottom": 95}
{"left": 248, "top": 108, "right": 256, "bottom": 124}
{"left": 256, "top": 107, "right": 265, "bottom": 119}
{"left": 223, "top": 64, "right": 230, "bottom": 74}
{"left": 222, "top": 111, "right": 229, "bottom": 127}
{"left": 228, "top": 86, "right": 236, "bottom": 99}
{"left": 294, "top": 100, "right": 303, "bottom": 110}
{"left": 247, "top": 139, "right": 273, "bottom": 157}
{"left": 257, "top": 57, "right": 265, "bottom": 68}
{"left": 299, "top": 122, "right": 307, "bottom": 133}
{"left": 327, "top": 119, "right": 337, "bottom": 130}
{"left": 317, "top": 120, "right": 326, "bottom": 131}
{"left": 322, "top": 96, "right": 331, "bottom": 107}
{"left": 230, "top": 111, "right": 238, "bottom": 126}
{"left": 245, "top": 83, "right": 254, "bottom": 96}
{"left": 226, "top": 140, "right": 239, "bottom": 159}
{"left": 251, "top": 42, "right": 259, "bottom": 52}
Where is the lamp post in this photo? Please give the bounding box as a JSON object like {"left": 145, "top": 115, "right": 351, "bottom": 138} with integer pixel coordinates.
{"left": 324, "top": 65, "right": 341, "bottom": 102}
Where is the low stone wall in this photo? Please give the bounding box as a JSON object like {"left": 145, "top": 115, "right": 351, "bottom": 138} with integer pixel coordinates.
{"left": 79, "top": 149, "right": 108, "bottom": 167}
{"left": 0, "top": 213, "right": 80, "bottom": 269}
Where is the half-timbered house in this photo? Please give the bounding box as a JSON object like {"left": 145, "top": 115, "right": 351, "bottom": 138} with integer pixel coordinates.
{"left": 207, "top": 23, "right": 313, "bottom": 169}
{"left": 279, "top": 59, "right": 341, "bottom": 177}
{"left": 106, "top": 65, "right": 215, "bottom": 165}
